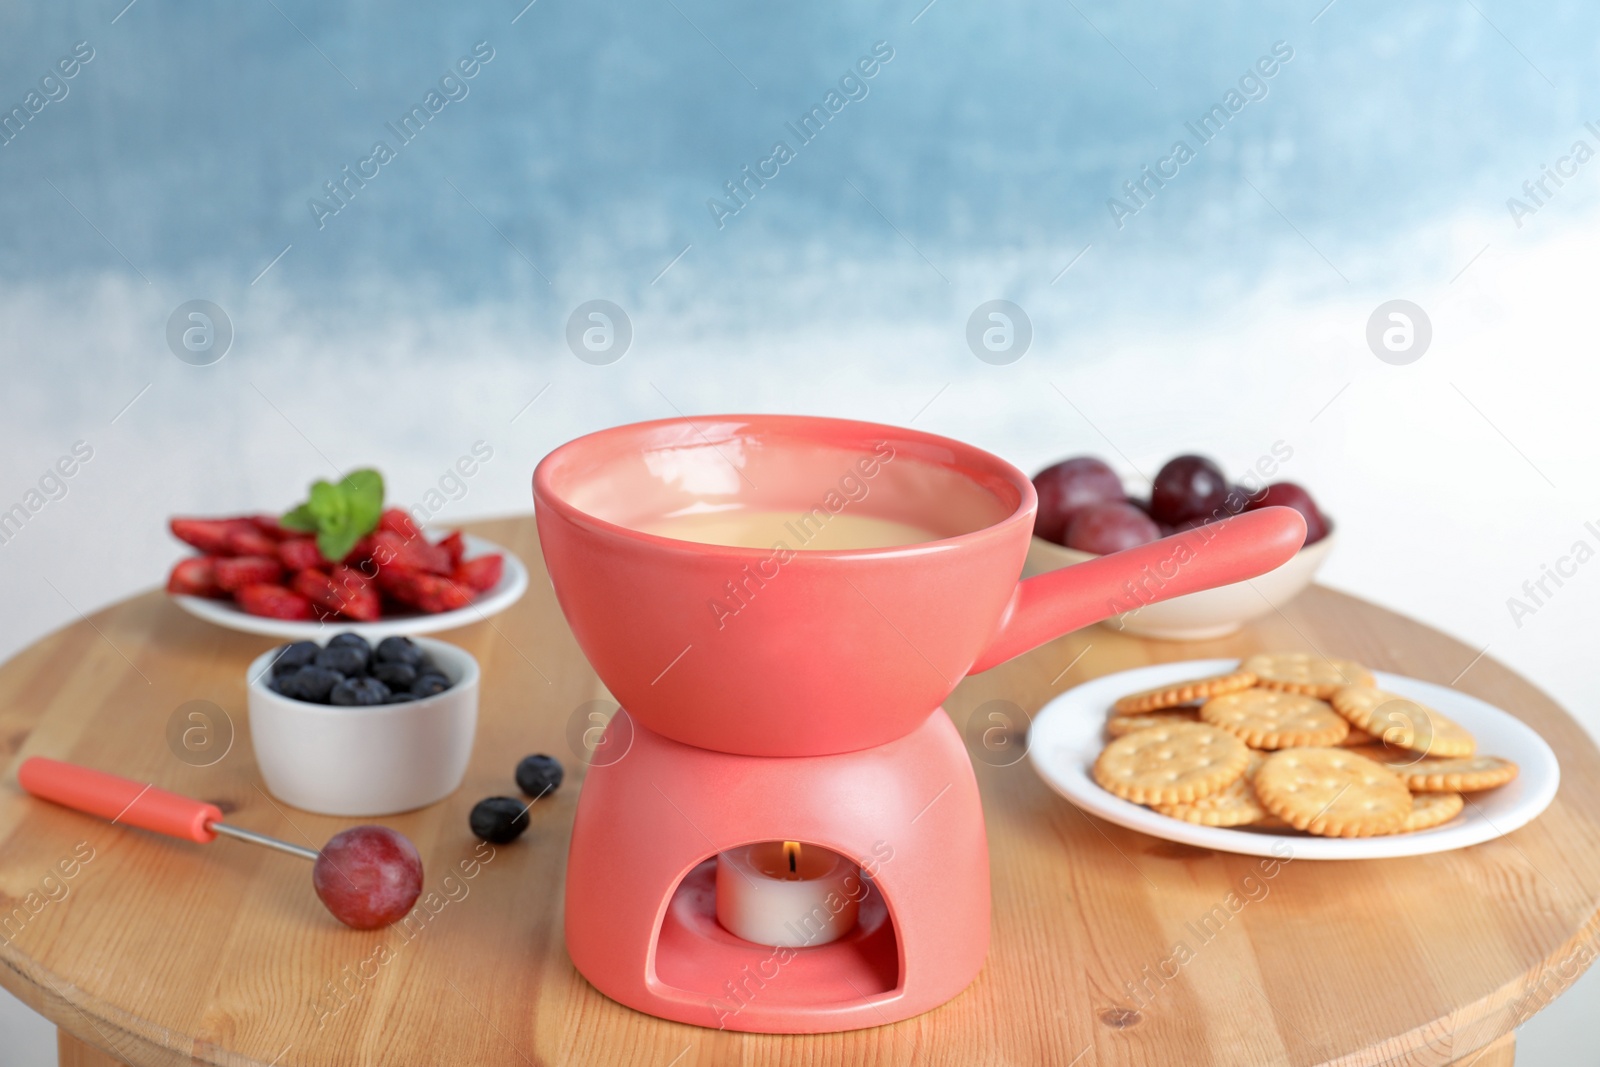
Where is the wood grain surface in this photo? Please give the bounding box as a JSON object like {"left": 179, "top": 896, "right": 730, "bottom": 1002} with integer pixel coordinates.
{"left": 0, "top": 516, "right": 1594, "bottom": 1067}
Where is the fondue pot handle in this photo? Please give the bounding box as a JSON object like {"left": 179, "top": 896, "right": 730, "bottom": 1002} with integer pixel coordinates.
{"left": 969, "top": 506, "right": 1307, "bottom": 672}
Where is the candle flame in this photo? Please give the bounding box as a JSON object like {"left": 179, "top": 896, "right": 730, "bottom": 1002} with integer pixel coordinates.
{"left": 783, "top": 840, "right": 801, "bottom": 876}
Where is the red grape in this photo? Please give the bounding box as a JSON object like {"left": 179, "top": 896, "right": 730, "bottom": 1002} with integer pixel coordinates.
{"left": 313, "top": 825, "right": 424, "bottom": 929}
{"left": 1032, "top": 457, "right": 1124, "bottom": 544}
{"left": 1126, "top": 499, "right": 1178, "bottom": 535}
{"left": 1150, "top": 455, "right": 1229, "bottom": 523}
{"left": 1065, "top": 502, "right": 1162, "bottom": 554}
{"left": 1245, "top": 482, "right": 1330, "bottom": 545}
{"left": 1224, "top": 483, "right": 1265, "bottom": 515}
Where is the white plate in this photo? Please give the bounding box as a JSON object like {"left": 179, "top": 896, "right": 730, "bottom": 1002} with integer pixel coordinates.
{"left": 171, "top": 533, "right": 529, "bottom": 641}
{"left": 1027, "top": 658, "right": 1560, "bottom": 860}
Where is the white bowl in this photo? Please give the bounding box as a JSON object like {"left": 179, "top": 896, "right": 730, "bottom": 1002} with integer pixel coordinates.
{"left": 246, "top": 636, "right": 479, "bottom": 816}
{"left": 1024, "top": 529, "right": 1336, "bottom": 641}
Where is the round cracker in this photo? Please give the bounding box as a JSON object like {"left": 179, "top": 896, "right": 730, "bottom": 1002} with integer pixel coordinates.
{"left": 1200, "top": 689, "right": 1349, "bottom": 749}
{"left": 1401, "top": 791, "right": 1465, "bottom": 832}
{"left": 1361, "top": 752, "right": 1518, "bottom": 793}
{"left": 1336, "top": 723, "right": 1379, "bottom": 747}
{"left": 1329, "top": 686, "right": 1476, "bottom": 758}
{"left": 1112, "top": 670, "right": 1258, "bottom": 715}
{"left": 1253, "top": 747, "right": 1412, "bottom": 837}
{"left": 1153, "top": 786, "right": 1268, "bottom": 827}
{"left": 1092, "top": 722, "right": 1251, "bottom": 806}
{"left": 1242, "top": 652, "right": 1375, "bottom": 698}
{"left": 1106, "top": 709, "right": 1200, "bottom": 737}
{"left": 1154, "top": 754, "right": 1268, "bottom": 826}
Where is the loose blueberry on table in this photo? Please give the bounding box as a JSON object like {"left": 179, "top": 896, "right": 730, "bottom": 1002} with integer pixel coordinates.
{"left": 515, "top": 754, "right": 565, "bottom": 799}
{"left": 268, "top": 633, "right": 454, "bottom": 705}
{"left": 469, "top": 797, "right": 531, "bottom": 844}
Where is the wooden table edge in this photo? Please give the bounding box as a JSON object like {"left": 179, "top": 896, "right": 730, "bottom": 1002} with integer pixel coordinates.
{"left": 1, "top": 949, "right": 175, "bottom": 1067}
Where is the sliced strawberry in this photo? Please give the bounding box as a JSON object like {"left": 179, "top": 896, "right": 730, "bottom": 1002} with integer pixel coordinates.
{"left": 341, "top": 533, "right": 379, "bottom": 566}
{"left": 234, "top": 583, "right": 314, "bottom": 620}
{"left": 454, "top": 554, "right": 503, "bottom": 593}
{"left": 335, "top": 566, "right": 381, "bottom": 621}
{"left": 378, "top": 565, "right": 473, "bottom": 614}
{"left": 331, "top": 565, "right": 382, "bottom": 621}
{"left": 214, "top": 555, "right": 284, "bottom": 592}
{"left": 170, "top": 516, "right": 281, "bottom": 557}
{"left": 278, "top": 537, "right": 325, "bottom": 571}
{"left": 378, "top": 507, "right": 420, "bottom": 539}
{"left": 293, "top": 566, "right": 381, "bottom": 622}
{"left": 170, "top": 518, "right": 238, "bottom": 555}
{"left": 249, "top": 514, "right": 294, "bottom": 540}
{"left": 373, "top": 563, "right": 414, "bottom": 594}
{"left": 437, "top": 530, "right": 466, "bottom": 567}
{"left": 369, "top": 530, "right": 452, "bottom": 575}
{"left": 225, "top": 524, "right": 279, "bottom": 557}
{"left": 290, "top": 569, "right": 336, "bottom": 613}
{"left": 166, "top": 557, "right": 223, "bottom": 598}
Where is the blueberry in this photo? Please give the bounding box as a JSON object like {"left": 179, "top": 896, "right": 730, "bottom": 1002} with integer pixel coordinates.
{"left": 278, "top": 666, "right": 345, "bottom": 703}
{"left": 411, "top": 672, "right": 451, "bottom": 698}
{"left": 515, "top": 754, "right": 565, "bottom": 799}
{"left": 469, "top": 797, "right": 530, "bottom": 844}
{"left": 328, "top": 632, "right": 372, "bottom": 655}
{"left": 375, "top": 636, "right": 424, "bottom": 667}
{"left": 373, "top": 661, "right": 418, "bottom": 691}
{"left": 316, "top": 644, "right": 370, "bottom": 677}
{"left": 273, "top": 641, "right": 321, "bottom": 676}
{"left": 329, "top": 677, "right": 391, "bottom": 706}
{"left": 385, "top": 691, "right": 420, "bottom": 704}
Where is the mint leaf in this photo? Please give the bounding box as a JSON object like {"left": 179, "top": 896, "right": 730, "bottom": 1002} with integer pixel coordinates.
{"left": 316, "top": 525, "right": 362, "bottom": 563}
{"left": 340, "top": 470, "right": 384, "bottom": 537}
{"left": 308, "top": 480, "right": 344, "bottom": 523}
{"left": 279, "top": 469, "right": 386, "bottom": 562}
{"left": 280, "top": 503, "right": 318, "bottom": 532}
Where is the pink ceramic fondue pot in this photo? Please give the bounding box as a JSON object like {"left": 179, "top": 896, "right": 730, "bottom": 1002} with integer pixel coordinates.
{"left": 534, "top": 415, "right": 1304, "bottom": 757}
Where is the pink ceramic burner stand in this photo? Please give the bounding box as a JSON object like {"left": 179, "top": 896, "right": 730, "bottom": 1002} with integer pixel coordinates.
{"left": 564, "top": 708, "right": 988, "bottom": 1033}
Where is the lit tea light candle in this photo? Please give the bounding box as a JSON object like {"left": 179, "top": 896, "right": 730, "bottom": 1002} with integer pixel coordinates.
{"left": 715, "top": 841, "right": 861, "bottom": 948}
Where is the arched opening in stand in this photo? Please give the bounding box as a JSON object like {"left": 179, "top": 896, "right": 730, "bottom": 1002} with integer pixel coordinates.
{"left": 651, "top": 853, "right": 902, "bottom": 1012}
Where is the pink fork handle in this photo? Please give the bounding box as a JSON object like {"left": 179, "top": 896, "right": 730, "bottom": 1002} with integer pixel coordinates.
{"left": 971, "top": 506, "right": 1307, "bottom": 672}
{"left": 18, "top": 757, "right": 222, "bottom": 844}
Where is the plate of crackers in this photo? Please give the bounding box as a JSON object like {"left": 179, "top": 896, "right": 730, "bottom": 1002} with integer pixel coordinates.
{"left": 1027, "top": 653, "right": 1560, "bottom": 859}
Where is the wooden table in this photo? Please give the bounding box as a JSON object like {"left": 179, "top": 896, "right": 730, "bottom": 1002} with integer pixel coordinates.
{"left": 1, "top": 516, "right": 1595, "bottom": 1067}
